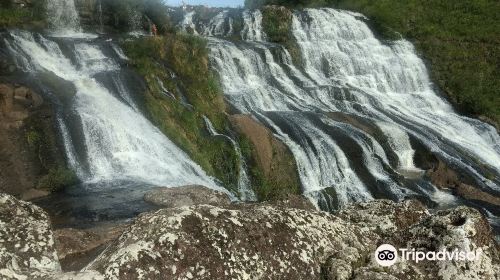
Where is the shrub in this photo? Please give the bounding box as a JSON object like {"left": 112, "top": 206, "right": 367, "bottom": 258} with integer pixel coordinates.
{"left": 37, "top": 167, "right": 78, "bottom": 192}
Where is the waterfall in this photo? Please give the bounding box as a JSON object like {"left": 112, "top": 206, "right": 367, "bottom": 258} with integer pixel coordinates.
{"left": 45, "top": 0, "right": 81, "bottom": 32}
{"left": 180, "top": 11, "right": 199, "bottom": 35}
{"left": 5, "top": 30, "right": 224, "bottom": 193}
{"left": 202, "top": 11, "right": 233, "bottom": 37}
{"left": 241, "top": 10, "right": 266, "bottom": 41}
{"left": 204, "top": 8, "right": 500, "bottom": 209}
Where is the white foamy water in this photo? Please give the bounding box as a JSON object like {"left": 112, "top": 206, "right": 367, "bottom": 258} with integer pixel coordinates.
{"left": 241, "top": 10, "right": 266, "bottom": 41}
{"left": 6, "top": 31, "right": 222, "bottom": 192}
{"left": 292, "top": 9, "right": 500, "bottom": 181}
{"left": 180, "top": 11, "right": 199, "bottom": 35}
{"left": 205, "top": 8, "right": 500, "bottom": 208}
{"left": 46, "top": 0, "right": 81, "bottom": 31}
{"left": 203, "top": 11, "right": 233, "bottom": 37}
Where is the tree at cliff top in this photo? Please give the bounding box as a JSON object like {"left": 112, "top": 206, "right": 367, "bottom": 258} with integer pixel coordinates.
{"left": 101, "top": 0, "right": 172, "bottom": 32}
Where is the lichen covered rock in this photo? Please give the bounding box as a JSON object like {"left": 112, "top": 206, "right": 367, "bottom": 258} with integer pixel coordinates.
{"left": 1, "top": 192, "right": 498, "bottom": 280}
{"left": 87, "top": 203, "right": 375, "bottom": 280}
{"left": 86, "top": 199, "right": 500, "bottom": 280}
{"left": 0, "top": 193, "right": 60, "bottom": 278}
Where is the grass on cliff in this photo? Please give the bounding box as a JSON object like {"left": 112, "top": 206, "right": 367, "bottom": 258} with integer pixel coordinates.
{"left": 260, "top": 6, "right": 302, "bottom": 66}
{"left": 123, "top": 35, "right": 240, "bottom": 193}
{"left": 248, "top": 0, "right": 500, "bottom": 127}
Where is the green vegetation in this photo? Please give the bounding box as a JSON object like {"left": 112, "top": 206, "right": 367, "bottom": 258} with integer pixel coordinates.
{"left": 123, "top": 35, "right": 240, "bottom": 193}
{"left": 238, "top": 134, "right": 301, "bottom": 201}
{"left": 124, "top": 34, "right": 302, "bottom": 199}
{"left": 247, "top": 0, "right": 500, "bottom": 127}
{"left": 37, "top": 167, "right": 78, "bottom": 192}
{"left": 102, "top": 0, "right": 173, "bottom": 32}
{"left": 0, "top": 1, "right": 46, "bottom": 28}
{"left": 24, "top": 113, "right": 78, "bottom": 192}
{"left": 260, "top": 6, "right": 302, "bottom": 66}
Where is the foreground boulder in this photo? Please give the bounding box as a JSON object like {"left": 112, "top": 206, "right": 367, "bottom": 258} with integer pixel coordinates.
{"left": 86, "top": 199, "right": 499, "bottom": 280}
{"left": 0, "top": 193, "right": 60, "bottom": 278}
{"left": 1, "top": 192, "right": 498, "bottom": 279}
{"left": 0, "top": 193, "right": 103, "bottom": 279}
{"left": 143, "top": 185, "right": 231, "bottom": 208}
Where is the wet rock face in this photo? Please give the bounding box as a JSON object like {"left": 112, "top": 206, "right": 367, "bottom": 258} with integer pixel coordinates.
{"left": 143, "top": 185, "right": 231, "bottom": 208}
{"left": 0, "top": 193, "right": 60, "bottom": 278}
{"left": 0, "top": 83, "right": 67, "bottom": 198}
{"left": 54, "top": 225, "right": 125, "bottom": 271}
{"left": 229, "top": 114, "right": 301, "bottom": 200}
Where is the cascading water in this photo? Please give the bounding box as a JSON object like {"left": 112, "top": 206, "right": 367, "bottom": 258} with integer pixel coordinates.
{"left": 46, "top": 0, "right": 81, "bottom": 32}
{"left": 191, "top": 7, "right": 500, "bottom": 222}
{"left": 202, "top": 116, "right": 256, "bottom": 201}
{"left": 1, "top": 0, "right": 231, "bottom": 225}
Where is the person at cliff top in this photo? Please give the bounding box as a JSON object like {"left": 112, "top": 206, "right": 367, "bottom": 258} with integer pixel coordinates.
{"left": 152, "top": 24, "right": 158, "bottom": 36}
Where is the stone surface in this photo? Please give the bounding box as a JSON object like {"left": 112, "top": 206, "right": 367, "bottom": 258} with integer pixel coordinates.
{"left": 54, "top": 225, "right": 126, "bottom": 271}
{"left": 87, "top": 203, "right": 374, "bottom": 280}
{"left": 0, "top": 192, "right": 105, "bottom": 279}
{"left": 229, "top": 114, "right": 301, "bottom": 199}
{"left": 86, "top": 199, "right": 499, "bottom": 280}
{"left": 1, "top": 191, "right": 498, "bottom": 280}
{"left": 426, "top": 158, "right": 500, "bottom": 207}
{"left": 143, "top": 185, "right": 231, "bottom": 208}
{"left": 0, "top": 83, "right": 67, "bottom": 197}
{"left": 0, "top": 193, "right": 60, "bottom": 278}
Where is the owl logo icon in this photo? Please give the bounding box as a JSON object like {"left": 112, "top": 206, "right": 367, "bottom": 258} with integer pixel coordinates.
{"left": 375, "top": 244, "right": 398, "bottom": 266}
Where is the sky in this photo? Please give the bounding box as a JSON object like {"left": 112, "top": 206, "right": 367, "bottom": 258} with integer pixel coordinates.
{"left": 166, "top": 0, "right": 244, "bottom": 8}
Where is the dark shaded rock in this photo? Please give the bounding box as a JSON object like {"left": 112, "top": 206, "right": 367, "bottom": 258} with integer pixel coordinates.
{"left": 265, "top": 194, "right": 316, "bottom": 211}
{"left": 456, "top": 183, "right": 500, "bottom": 207}
{"left": 425, "top": 158, "right": 500, "bottom": 207}
{"left": 0, "top": 83, "right": 68, "bottom": 197}
{"left": 143, "top": 185, "right": 231, "bottom": 208}
{"left": 54, "top": 225, "right": 126, "bottom": 271}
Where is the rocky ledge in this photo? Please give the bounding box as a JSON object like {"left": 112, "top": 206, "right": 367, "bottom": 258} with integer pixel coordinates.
{"left": 1, "top": 190, "right": 499, "bottom": 280}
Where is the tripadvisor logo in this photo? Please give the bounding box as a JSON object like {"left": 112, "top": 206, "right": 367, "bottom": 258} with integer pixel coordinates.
{"left": 374, "top": 244, "right": 482, "bottom": 267}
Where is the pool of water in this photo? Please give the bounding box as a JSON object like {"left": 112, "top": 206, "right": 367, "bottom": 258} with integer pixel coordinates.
{"left": 33, "top": 180, "right": 160, "bottom": 229}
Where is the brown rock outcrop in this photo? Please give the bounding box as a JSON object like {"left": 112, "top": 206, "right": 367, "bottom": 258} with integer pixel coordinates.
{"left": 230, "top": 114, "right": 301, "bottom": 200}
{"left": 0, "top": 83, "right": 66, "bottom": 198}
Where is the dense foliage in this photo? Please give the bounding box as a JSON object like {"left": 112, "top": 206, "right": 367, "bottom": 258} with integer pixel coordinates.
{"left": 247, "top": 0, "right": 500, "bottom": 127}
{"left": 102, "top": 0, "right": 172, "bottom": 32}
{"left": 0, "top": 0, "right": 46, "bottom": 28}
